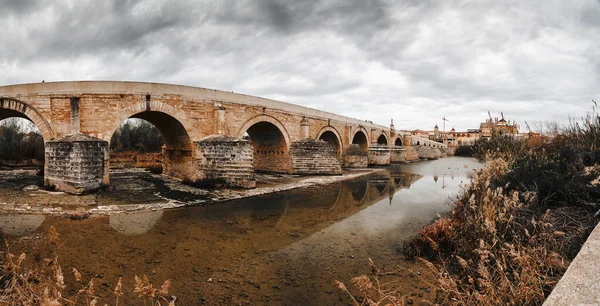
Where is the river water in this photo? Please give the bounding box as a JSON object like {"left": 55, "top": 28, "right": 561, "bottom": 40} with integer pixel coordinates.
{"left": 1, "top": 156, "right": 481, "bottom": 305}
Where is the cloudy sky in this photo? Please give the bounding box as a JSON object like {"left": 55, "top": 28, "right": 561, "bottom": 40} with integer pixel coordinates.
{"left": 1, "top": 0, "right": 599, "bottom": 131}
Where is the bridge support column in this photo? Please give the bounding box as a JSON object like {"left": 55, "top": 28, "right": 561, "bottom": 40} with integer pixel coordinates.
{"left": 342, "top": 144, "right": 368, "bottom": 168}
{"left": 162, "top": 147, "right": 195, "bottom": 179}
{"left": 368, "top": 145, "right": 391, "bottom": 166}
{"left": 44, "top": 133, "right": 109, "bottom": 195}
{"left": 390, "top": 147, "right": 407, "bottom": 163}
{"left": 193, "top": 135, "right": 256, "bottom": 188}
{"left": 415, "top": 146, "right": 442, "bottom": 160}
{"left": 290, "top": 139, "right": 342, "bottom": 175}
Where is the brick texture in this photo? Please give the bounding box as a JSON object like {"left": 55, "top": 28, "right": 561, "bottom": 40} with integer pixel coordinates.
{"left": 290, "top": 139, "right": 342, "bottom": 175}
{"left": 44, "top": 134, "right": 109, "bottom": 195}
{"left": 194, "top": 135, "right": 256, "bottom": 188}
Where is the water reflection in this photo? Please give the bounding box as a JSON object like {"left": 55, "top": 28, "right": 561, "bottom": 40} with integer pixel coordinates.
{"left": 109, "top": 210, "right": 164, "bottom": 235}
{"left": 2, "top": 157, "right": 482, "bottom": 305}
{"left": 0, "top": 214, "right": 45, "bottom": 236}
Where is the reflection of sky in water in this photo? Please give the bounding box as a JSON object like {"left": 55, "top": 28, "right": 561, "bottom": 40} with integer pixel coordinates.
{"left": 328, "top": 157, "right": 482, "bottom": 236}
{"left": 0, "top": 215, "right": 45, "bottom": 236}
{"left": 109, "top": 210, "right": 164, "bottom": 235}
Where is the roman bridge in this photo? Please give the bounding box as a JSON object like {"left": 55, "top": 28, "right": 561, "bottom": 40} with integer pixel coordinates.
{"left": 0, "top": 81, "right": 445, "bottom": 194}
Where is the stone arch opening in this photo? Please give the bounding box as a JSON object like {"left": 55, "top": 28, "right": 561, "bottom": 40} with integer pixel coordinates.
{"left": 351, "top": 130, "right": 369, "bottom": 153}
{"left": 244, "top": 121, "right": 292, "bottom": 173}
{"left": 416, "top": 141, "right": 420, "bottom": 146}
{"left": 0, "top": 116, "right": 45, "bottom": 170}
{"left": 318, "top": 130, "right": 341, "bottom": 157}
{"left": 394, "top": 137, "right": 403, "bottom": 146}
{"left": 0, "top": 103, "right": 48, "bottom": 171}
{"left": 377, "top": 134, "right": 388, "bottom": 145}
{"left": 0, "top": 98, "right": 53, "bottom": 142}
{"left": 110, "top": 111, "right": 193, "bottom": 179}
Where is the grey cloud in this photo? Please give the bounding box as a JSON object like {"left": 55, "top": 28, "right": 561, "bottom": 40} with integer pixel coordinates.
{"left": 1, "top": 0, "right": 599, "bottom": 131}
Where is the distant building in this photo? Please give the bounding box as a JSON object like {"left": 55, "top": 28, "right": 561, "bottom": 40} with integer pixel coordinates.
{"left": 427, "top": 113, "right": 520, "bottom": 147}
{"left": 431, "top": 125, "right": 481, "bottom": 146}
{"left": 480, "top": 115, "right": 519, "bottom": 139}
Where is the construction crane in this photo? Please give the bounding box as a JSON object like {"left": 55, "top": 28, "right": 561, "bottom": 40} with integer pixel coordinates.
{"left": 441, "top": 116, "right": 449, "bottom": 132}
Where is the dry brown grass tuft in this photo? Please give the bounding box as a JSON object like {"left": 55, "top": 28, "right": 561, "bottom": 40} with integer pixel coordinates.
{"left": 0, "top": 228, "right": 175, "bottom": 306}
{"left": 335, "top": 258, "right": 408, "bottom": 306}
{"left": 405, "top": 156, "right": 597, "bottom": 305}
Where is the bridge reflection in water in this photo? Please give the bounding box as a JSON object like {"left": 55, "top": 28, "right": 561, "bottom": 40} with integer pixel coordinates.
{"left": 0, "top": 171, "right": 422, "bottom": 238}
{"left": 0, "top": 157, "right": 481, "bottom": 305}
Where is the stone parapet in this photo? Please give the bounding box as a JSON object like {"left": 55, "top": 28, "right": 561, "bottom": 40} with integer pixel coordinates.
{"left": 44, "top": 133, "right": 109, "bottom": 195}
{"left": 290, "top": 139, "right": 342, "bottom": 175}
{"left": 194, "top": 135, "right": 256, "bottom": 188}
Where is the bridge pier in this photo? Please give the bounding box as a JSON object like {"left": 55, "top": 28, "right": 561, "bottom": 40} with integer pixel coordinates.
{"left": 368, "top": 145, "right": 391, "bottom": 166}
{"left": 44, "top": 133, "right": 109, "bottom": 195}
{"left": 194, "top": 135, "right": 256, "bottom": 188}
{"left": 290, "top": 139, "right": 342, "bottom": 175}
{"left": 162, "top": 147, "right": 195, "bottom": 179}
{"left": 342, "top": 144, "right": 368, "bottom": 168}
{"left": 390, "top": 147, "right": 407, "bottom": 163}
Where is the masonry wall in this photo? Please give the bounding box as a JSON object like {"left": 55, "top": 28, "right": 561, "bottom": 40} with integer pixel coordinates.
{"left": 390, "top": 147, "right": 406, "bottom": 163}
{"left": 162, "top": 147, "right": 195, "bottom": 180}
{"left": 404, "top": 146, "right": 420, "bottom": 161}
{"left": 194, "top": 135, "right": 255, "bottom": 188}
{"left": 416, "top": 146, "right": 444, "bottom": 160}
{"left": 44, "top": 135, "right": 109, "bottom": 195}
{"left": 368, "top": 145, "right": 391, "bottom": 166}
{"left": 290, "top": 139, "right": 342, "bottom": 175}
{"left": 343, "top": 144, "right": 368, "bottom": 168}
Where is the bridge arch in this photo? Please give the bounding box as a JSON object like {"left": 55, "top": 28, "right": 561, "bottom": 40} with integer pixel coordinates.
{"left": 238, "top": 115, "right": 292, "bottom": 173}
{"left": 0, "top": 98, "right": 54, "bottom": 142}
{"left": 351, "top": 127, "right": 369, "bottom": 153}
{"left": 377, "top": 133, "right": 388, "bottom": 145}
{"left": 111, "top": 100, "right": 193, "bottom": 149}
{"left": 109, "top": 100, "right": 195, "bottom": 179}
{"left": 316, "top": 126, "right": 343, "bottom": 157}
{"left": 394, "top": 137, "right": 403, "bottom": 146}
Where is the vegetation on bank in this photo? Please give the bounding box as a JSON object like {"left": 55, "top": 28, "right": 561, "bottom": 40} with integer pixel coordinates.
{"left": 0, "top": 118, "right": 44, "bottom": 164}
{"left": 404, "top": 106, "right": 600, "bottom": 305}
{"left": 0, "top": 227, "right": 175, "bottom": 305}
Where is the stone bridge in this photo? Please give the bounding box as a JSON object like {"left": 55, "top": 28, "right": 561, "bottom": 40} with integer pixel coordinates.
{"left": 0, "top": 81, "right": 445, "bottom": 194}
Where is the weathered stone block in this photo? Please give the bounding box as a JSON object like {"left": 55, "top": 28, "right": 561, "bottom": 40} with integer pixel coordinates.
{"left": 368, "top": 145, "right": 391, "bottom": 166}
{"left": 194, "top": 135, "right": 256, "bottom": 188}
{"left": 403, "top": 146, "right": 420, "bottom": 161}
{"left": 343, "top": 144, "right": 368, "bottom": 168}
{"left": 290, "top": 139, "right": 342, "bottom": 175}
{"left": 390, "top": 147, "right": 406, "bottom": 163}
{"left": 44, "top": 133, "right": 109, "bottom": 195}
{"left": 416, "top": 146, "right": 443, "bottom": 160}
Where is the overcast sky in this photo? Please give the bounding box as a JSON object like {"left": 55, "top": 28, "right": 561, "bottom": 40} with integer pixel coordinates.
{"left": 1, "top": 0, "right": 599, "bottom": 131}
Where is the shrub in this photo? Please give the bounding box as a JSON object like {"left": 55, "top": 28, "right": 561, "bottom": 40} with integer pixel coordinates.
{"left": 405, "top": 104, "right": 600, "bottom": 305}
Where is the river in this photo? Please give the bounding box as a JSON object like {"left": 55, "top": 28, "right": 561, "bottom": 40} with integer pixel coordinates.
{"left": 1, "top": 156, "right": 481, "bottom": 305}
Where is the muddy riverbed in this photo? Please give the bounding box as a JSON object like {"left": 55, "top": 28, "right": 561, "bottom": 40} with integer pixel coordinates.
{"left": 0, "top": 157, "right": 481, "bottom": 305}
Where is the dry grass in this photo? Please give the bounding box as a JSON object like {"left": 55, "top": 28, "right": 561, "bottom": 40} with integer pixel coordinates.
{"left": 110, "top": 151, "right": 162, "bottom": 170}
{"left": 0, "top": 226, "right": 175, "bottom": 306}
{"left": 404, "top": 107, "right": 600, "bottom": 305}
{"left": 335, "top": 258, "right": 410, "bottom": 306}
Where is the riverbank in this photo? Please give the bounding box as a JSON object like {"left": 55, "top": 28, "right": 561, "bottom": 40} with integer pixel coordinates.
{"left": 406, "top": 115, "right": 600, "bottom": 304}
{"left": 0, "top": 167, "right": 388, "bottom": 215}
{"left": 0, "top": 157, "right": 476, "bottom": 305}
